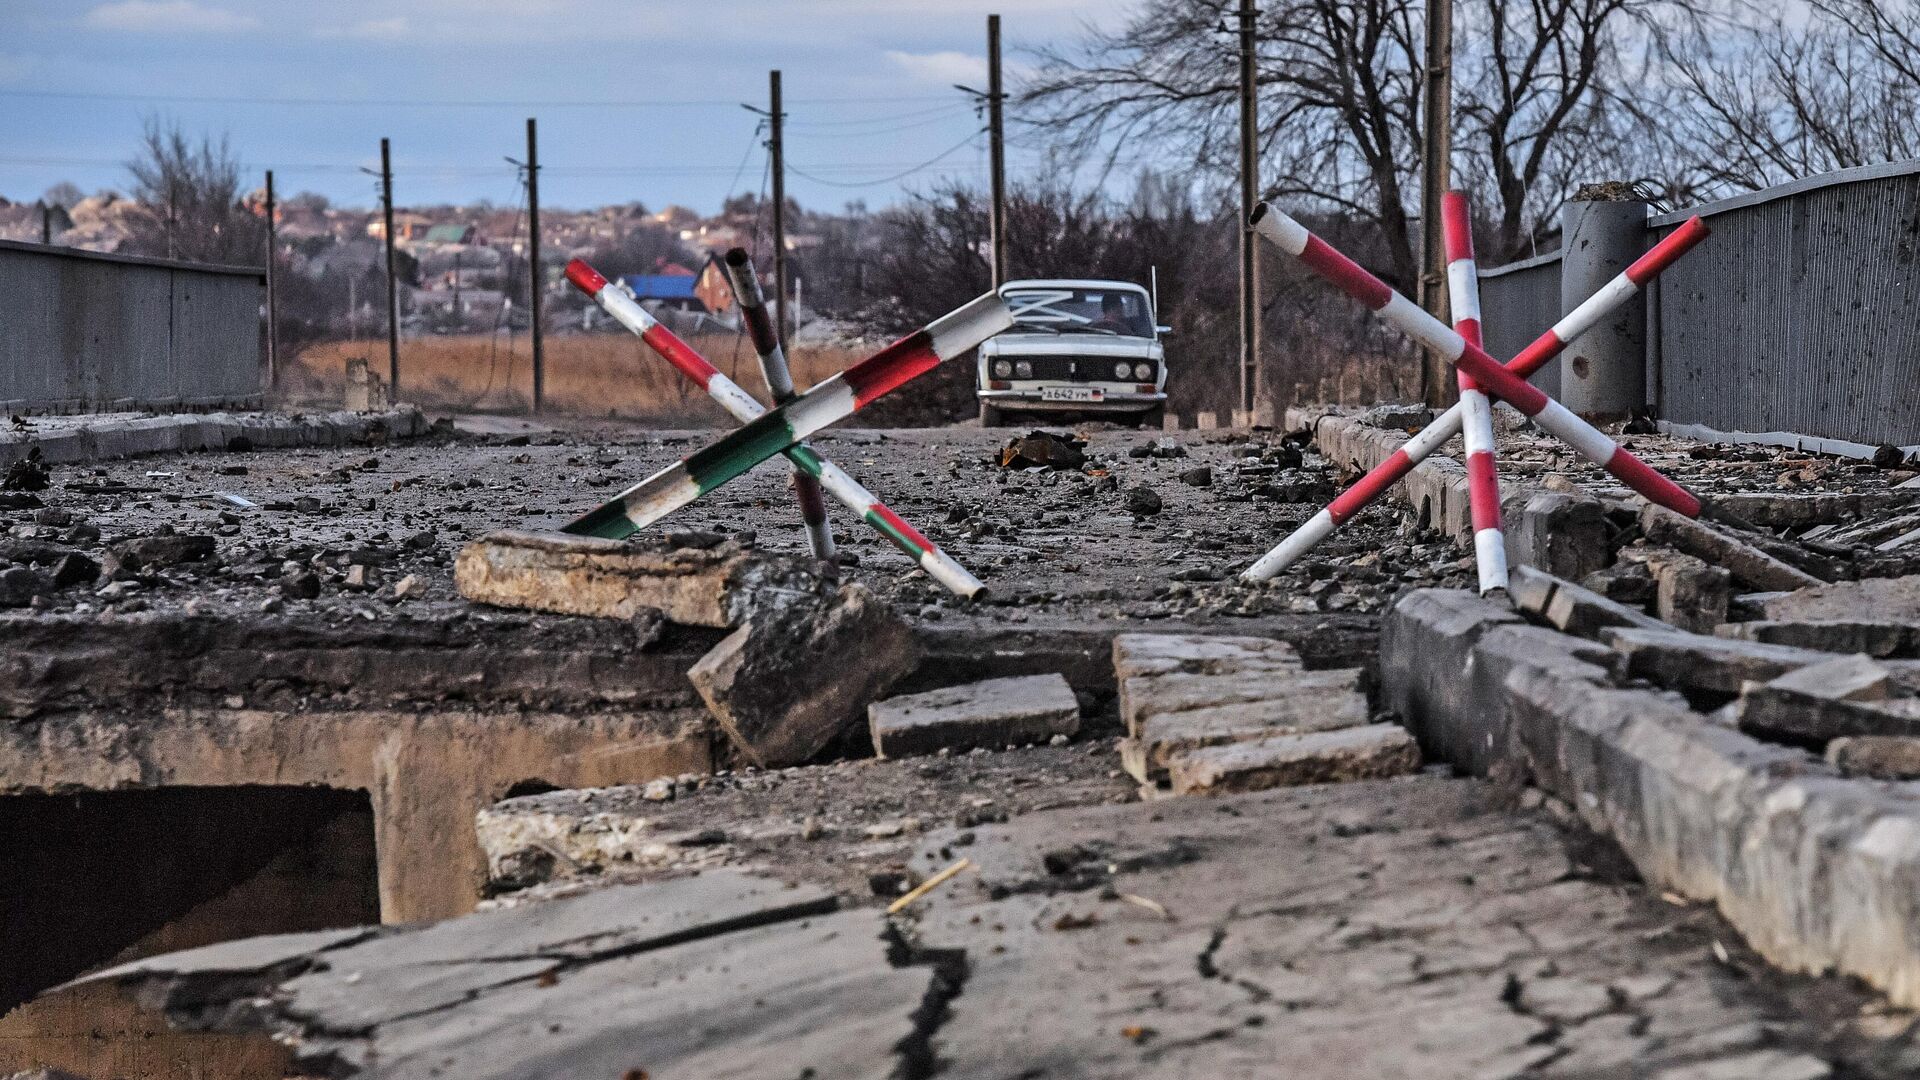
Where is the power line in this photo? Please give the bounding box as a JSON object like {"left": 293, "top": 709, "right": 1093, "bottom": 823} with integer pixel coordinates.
{"left": 785, "top": 130, "right": 986, "bottom": 188}
{"left": 0, "top": 87, "right": 953, "bottom": 109}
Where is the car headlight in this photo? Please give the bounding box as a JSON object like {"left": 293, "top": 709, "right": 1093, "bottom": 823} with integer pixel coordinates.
{"left": 1134, "top": 362, "right": 1153, "bottom": 380}
{"left": 992, "top": 359, "right": 1012, "bottom": 378}
{"left": 1114, "top": 361, "right": 1132, "bottom": 380}
{"left": 1014, "top": 360, "right": 1033, "bottom": 378}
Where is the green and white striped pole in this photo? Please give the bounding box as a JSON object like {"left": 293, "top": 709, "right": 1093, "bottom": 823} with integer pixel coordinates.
{"left": 565, "top": 259, "right": 993, "bottom": 597}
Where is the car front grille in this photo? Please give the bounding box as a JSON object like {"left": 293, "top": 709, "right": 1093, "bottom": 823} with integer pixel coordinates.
{"left": 1014, "top": 356, "right": 1153, "bottom": 382}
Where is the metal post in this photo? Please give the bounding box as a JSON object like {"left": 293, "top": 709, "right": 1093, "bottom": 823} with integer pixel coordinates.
{"left": 1557, "top": 195, "right": 1652, "bottom": 420}
{"left": 527, "top": 117, "right": 545, "bottom": 414}
{"left": 380, "top": 138, "right": 400, "bottom": 401}
{"left": 988, "top": 14, "right": 1009, "bottom": 287}
{"left": 1417, "top": 0, "right": 1454, "bottom": 406}
{"left": 1236, "top": 0, "right": 1261, "bottom": 419}
{"left": 265, "top": 169, "right": 279, "bottom": 387}
{"left": 770, "top": 70, "right": 789, "bottom": 350}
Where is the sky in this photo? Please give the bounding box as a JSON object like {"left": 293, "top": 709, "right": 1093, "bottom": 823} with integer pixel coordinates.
{"left": 0, "top": 0, "right": 1107, "bottom": 214}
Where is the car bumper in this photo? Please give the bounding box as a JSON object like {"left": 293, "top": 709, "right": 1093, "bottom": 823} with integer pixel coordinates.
{"left": 978, "top": 389, "right": 1166, "bottom": 412}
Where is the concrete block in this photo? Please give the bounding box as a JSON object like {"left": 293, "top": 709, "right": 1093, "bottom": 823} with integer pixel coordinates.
{"left": 1111, "top": 632, "right": 1299, "bottom": 681}
{"left": 1120, "top": 667, "right": 1361, "bottom": 738}
{"left": 1194, "top": 411, "right": 1218, "bottom": 430}
{"left": 1509, "top": 493, "right": 1610, "bottom": 582}
{"left": 1761, "top": 575, "right": 1920, "bottom": 625}
{"left": 1642, "top": 505, "right": 1823, "bottom": 592}
{"left": 455, "top": 529, "right": 821, "bottom": 628}
{"left": 1828, "top": 736, "right": 1920, "bottom": 779}
{"left": 1508, "top": 564, "right": 1667, "bottom": 638}
{"left": 1715, "top": 620, "right": 1917, "bottom": 659}
{"left": 1646, "top": 549, "right": 1730, "bottom": 633}
{"left": 1379, "top": 589, "right": 1527, "bottom": 773}
{"left": 868, "top": 673, "right": 1079, "bottom": 759}
{"left": 1736, "top": 657, "right": 1920, "bottom": 744}
{"left": 691, "top": 583, "right": 920, "bottom": 769}
{"left": 1133, "top": 692, "right": 1371, "bottom": 775}
{"left": 1166, "top": 723, "right": 1420, "bottom": 795}
{"left": 1605, "top": 627, "right": 1854, "bottom": 696}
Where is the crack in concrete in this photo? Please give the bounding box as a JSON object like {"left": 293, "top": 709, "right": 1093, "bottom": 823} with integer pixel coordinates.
{"left": 883, "top": 920, "right": 970, "bottom": 1080}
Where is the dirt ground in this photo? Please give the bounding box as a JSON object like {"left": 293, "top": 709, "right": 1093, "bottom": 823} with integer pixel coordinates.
{"left": 0, "top": 420, "right": 1468, "bottom": 626}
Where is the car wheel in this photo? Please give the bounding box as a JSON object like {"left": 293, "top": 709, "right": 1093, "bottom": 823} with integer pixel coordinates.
{"left": 979, "top": 402, "right": 1009, "bottom": 427}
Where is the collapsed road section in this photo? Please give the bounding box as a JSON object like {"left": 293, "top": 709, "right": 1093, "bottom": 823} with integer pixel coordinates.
{"left": 7, "top": 413, "right": 1920, "bottom": 1078}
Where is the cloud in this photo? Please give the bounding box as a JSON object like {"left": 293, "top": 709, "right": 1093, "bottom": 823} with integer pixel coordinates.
{"left": 83, "top": 0, "right": 260, "bottom": 33}
{"left": 885, "top": 49, "right": 988, "bottom": 87}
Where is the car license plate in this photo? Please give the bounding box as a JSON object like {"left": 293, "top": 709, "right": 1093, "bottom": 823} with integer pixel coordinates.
{"left": 1041, "top": 386, "right": 1104, "bottom": 402}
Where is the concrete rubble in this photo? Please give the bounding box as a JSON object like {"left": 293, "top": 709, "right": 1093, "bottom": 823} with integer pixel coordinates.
{"left": 14, "top": 410, "right": 1920, "bottom": 1078}
{"left": 868, "top": 673, "right": 1080, "bottom": 758}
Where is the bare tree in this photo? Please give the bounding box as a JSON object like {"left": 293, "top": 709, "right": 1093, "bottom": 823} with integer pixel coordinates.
{"left": 1657, "top": 0, "right": 1920, "bottom": 196}
{"left": 122, "top": 116, "right": 264, "bottom": 265}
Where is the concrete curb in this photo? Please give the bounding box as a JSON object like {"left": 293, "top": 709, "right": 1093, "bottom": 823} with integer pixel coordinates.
{"left": 0, "top": 407, "right": 429, "bottom": 468}
{"left": 1381, "top": 587, "right": 1920, "bottom": 1007}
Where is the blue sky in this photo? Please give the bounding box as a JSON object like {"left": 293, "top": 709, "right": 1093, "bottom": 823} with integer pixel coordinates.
{"left": 0, "top": 0, "right": 1101, "bottom": 213}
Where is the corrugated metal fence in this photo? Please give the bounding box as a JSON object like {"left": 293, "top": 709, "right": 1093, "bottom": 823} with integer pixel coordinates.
{"left": 0, "top": 240, "right": 265, "bottom": 413}
{"left": 1476, "top": 160, "right": 1920, "bottom": 448}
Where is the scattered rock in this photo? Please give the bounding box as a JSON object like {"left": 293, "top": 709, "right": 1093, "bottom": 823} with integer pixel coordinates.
{"left": 1827, "top": 735, "right": 1920, "bottom": 779}
{"left": 998, "top": 431, "right": 1086, "bottom": 471}
{"left": 1872, "top": 444, "right": 1909, "bottom": 470}
{"left": 1125, "top": 486, "right": 1163, "bottom": 516}
{"left": 392, "top": 574, "right": 426, "bottom": 600}
{"left": 2, "top": 449, "right": 49, "bottom": 492}
{"left": 869, "top": 673, "right": 1080, "bottom": 758}
{"left": 280, "top": 570, "right": 322, "bottom": 600}
{"left": 110, "top": 533, "right": 215, "bottom": 569}
{"left": 49, "top": 552, "right": 99, "bottom": 589}
{"left": 1178, "top": 466, "right": 1213, "bottom": 488}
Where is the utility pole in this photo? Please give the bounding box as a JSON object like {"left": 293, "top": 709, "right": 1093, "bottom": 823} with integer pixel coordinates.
{"left": 527, "top": 117, "right": 545, "bottom": 413}
{"left": 769, "top": 70, "right": 790, "bottom": 349}
{"left": 40, "top": 202, "right": 51, "bottom": 245}
{"left": 1236, "top": 0, "right": 1261, "bottom": 419}
{"left": 264, "top": 170, "right": 279, "bottom": 387}
{"left": 1417, "top": 0, "right": 1454, "bottom": 406}
{"left": 379, "top": 138, "right": 400, "bottom": 400}
{"left": 987, "top": 14, "right": 1009, "bottom": 287}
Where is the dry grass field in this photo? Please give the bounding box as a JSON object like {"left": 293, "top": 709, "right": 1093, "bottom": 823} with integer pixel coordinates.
{"left": 282, "top": 332, "right": 872, "bottom": 424}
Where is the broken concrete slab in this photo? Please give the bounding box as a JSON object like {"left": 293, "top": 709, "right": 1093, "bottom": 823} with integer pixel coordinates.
{"left": 454, "top": 529, "right": 824, "bottom": 628}
{"left": 1127, "top": 688, "right": 1372, "bottom": 777}
{"left": 1716, "top": 620, "right": 1919, "bottom": 659}
{"left": 1760, "top": 575, "right": 1920, "bottom": 625}
{"left": 1110, "top": 631, "right": 1301, "bottom": 680}
{"left": 1605, "top": 626, "right": 1883, "bottom": 696}
{"left": 1735, "top": 657, "right": 1920, "bottom": 744}
{"left": 1645, "top": 548, "right": 1731, "bottom": 633}
{"left": 1828, "top": 735, "right": 1920, "bottom": 779}
{"left": 1119, "top": 666, "right": 1360, "bottom": 737}
{"left": 1508, "top": 564, "right": 1668, "bottom": 638}
{"left": 1382, "top": 587, "right": 1920, "bottom": 1009}
{"left": 1509, "top": 492, "right": 1610, "bottom": 581}
{"left": 868, "top": 673, "right": 1079, "bottom": 758}
{"left": 1643, "top": 505, "right": 1825, "bottom": 592}
{"left": 1165, "top": 722, "right": 1420, "bottom": 795}
{"left": 690, "top": 582, "right": 920, "bottom": 768}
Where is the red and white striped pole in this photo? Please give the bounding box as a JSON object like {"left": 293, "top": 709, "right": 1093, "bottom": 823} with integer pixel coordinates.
{"left": 1243, "top": 215, "right": 1707, "bottom": 580}
{"left": 1442, "top": 192, "right": 1508, "bottom": 595}
{"left": 1243, "top": 203, "right": 1699, "bottom": 575}
{"left": 566, "top": 259, "right": 988, "bottom": 597}
{"left": 723, "top": 248, "right": 835, "bottom": 561}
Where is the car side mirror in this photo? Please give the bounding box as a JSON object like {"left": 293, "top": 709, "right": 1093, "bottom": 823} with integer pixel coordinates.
{"left": 1156, "top": 325, "right": 1174, "bottom": 335}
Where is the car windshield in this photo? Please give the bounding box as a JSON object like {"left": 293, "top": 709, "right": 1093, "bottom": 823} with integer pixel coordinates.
{"left": 1002, "top": 287, "right": 1153, "bottom": 338}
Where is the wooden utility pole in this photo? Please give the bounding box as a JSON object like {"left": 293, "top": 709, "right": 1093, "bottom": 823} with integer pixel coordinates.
{"left": 769, "top": 70, "right": 790, "bottom": 349}
{"left": 264, "top": 170, "right": 278, "bottom": 387}
{"left": 1236, "top": 0, "right": 1261, "bottom": 418}
{"left": 527, "top": 117, "right": 545, "bottom": 413}
{"left": 380, "top": 137, "right": 400, "bottom": 400}
{"left": 40, "top": 203, "right": 51, "bottom": 244}
{"left": 1418, "top": 0, "right": 1454, "bottom": 405}
{"left": 987, "top": 14, "right": 1009, "bottom": 287}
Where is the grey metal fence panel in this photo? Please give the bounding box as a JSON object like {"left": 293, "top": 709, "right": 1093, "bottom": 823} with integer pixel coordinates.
{"left": 1649, "top": 161, "right": 1920, "bottom": 447}
{"left": 1476, "top": 252, "right": 1563, "bottom": 399}
{"left": 0, "top": 240, "right": 263, "bottom": 412}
